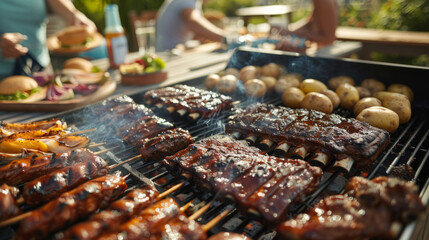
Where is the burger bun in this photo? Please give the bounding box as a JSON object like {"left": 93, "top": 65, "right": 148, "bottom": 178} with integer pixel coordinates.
{"left": 57, "top": 25, "right": 94, "bottom": 46}
{"left": 0, "top": 76, "right": 47, "bottom": 102}
{"left": 63, "top": 57, "right": 93, "bottom": 73}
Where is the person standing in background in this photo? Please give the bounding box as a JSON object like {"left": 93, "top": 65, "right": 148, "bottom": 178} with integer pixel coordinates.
{"left": 155, "top": 0, "right": 226, "bottom": 52}
{"left": 0, "top": 0, "right": 96, "bottom": 79}
{"left": 275, "top": 0, "right": 338, "bottom": 53}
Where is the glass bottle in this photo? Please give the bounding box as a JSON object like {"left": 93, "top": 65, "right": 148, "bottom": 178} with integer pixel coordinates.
{"left": 104, "top": 4, "right": 128, "bottom": 68}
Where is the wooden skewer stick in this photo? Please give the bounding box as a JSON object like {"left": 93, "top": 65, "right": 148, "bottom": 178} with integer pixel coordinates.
{"left": 156, "top": 182, "right": 185, "bottom": 200}
{"left": 88, "top": 142, "right": 106, "bottom": 148}
{"left": 68, "top": 128, "right": 97, "bottom": 135}
{"left": 110, "top": 155, "right": 142, "bottom": 169}
{"left": 166, "top": 106, "right": 175, "bottom": 114}
{"left": 179, "top": 199, "right": 195, "bottom": 213}
{"left": 202, "top": 208, "right": 231, "bottom": 232}
{"left": 0, "top": 211, "right": 31, "bottom": 228}
{"left": 189, "top": 201, "right": 213, "bottom": 220}
{"left": 94, "top": 147, "right": 118, "bottom": 155}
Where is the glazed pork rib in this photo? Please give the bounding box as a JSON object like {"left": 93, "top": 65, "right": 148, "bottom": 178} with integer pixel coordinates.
{"left": 143, "top": 84, "right": 233, "bottom": 119}
{"left": 90, "top": 96, "right": 193, "bottom": 163}
{"left": 277, "top": 176, "right": 425, "bottom": 240}
{"left": 226, "top": 103, "right": 390, "bottom": 170}
{"left": 164, "top": 136, "right": 322, "bottom": 223}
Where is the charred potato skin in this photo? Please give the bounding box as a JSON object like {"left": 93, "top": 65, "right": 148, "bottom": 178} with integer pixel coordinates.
{"left": 282, "top": 87, "right": 305, "bottom": 108}
{"left": 354, "top": 97, "right": 382, "bottom": 116}
{"left": 336, "top": 83, "right": 360, "bottom": 110}
{"left": 300, "top": 92, "right": 333, "bottom": 114}
{"left": 328, "top": 76, "right": 355, "bottom": 90}
{"left": 357, "top": 106, "right": 400, "bottom": 133}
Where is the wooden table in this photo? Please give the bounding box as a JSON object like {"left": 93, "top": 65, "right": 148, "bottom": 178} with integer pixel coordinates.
{"left": 236, "top": 5, "right": 294, "bottom": 27}
{"left": 335, "top": 26, "right": 429, "bottom": 59}
{"left": 0, "top": 43, "right": 232, "bottom": 122}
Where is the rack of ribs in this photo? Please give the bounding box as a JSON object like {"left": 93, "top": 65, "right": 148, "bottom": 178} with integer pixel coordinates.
{"left": 226, "top": 103, "right": 390, "bottom": 172}
{"left": 277, "top": 176, "right": 425, "bottom": 240}
{"left": 163, "top": 136, "right": 322, "bottom": 223}
{"left": 90, "top": 96, "right": 193, "bottom": 163}
{"left": 143, "top": 84, "right": 234, "bottom": 120}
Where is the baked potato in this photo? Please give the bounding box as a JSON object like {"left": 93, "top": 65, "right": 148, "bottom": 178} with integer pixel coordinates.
{"left": 239, "top": 66, "right": 258, "bottom": 83}
{"left": 261, "top": 63, "right": 280, "bottom": 78}
{"left": 300, "top": 79, "right": 328, "bottom": 94}
{"left": 321, "top": 89, "right": 340, "bottom": 109}
{"left": 387, "top": 83, "right": 414, "bottom": 102}
{"left": 300, "top": 92, "right": 333, "bottom": 114}
{"left": 336, "top": 83, "right": 360, "bottom": 109}
{"left": 244, "top": 79, "right": 267, "bottom": 97}
{"left": 353, "top": 97, "right": 382, "bottom": 116}
{"left": 205, "top": 73, "right": 220, "bottom": 90}
{"left": 381, "top": 92, "right": 412, "bottom": 124}
{"left": 360, "top": 78, "right": 386, "bottom": 95}
{"left": 328, "top": 76, "right": 354, "bottom": 90}
{"left": 356, "top": 86, "right": 371, "bottom": 99}
{"left": 260, "top": 76, "right": 277, "bottom": 91}
{"left": 282, "top": 87, "right": 305, "bottom": 108}
{"left": 356, "top": 106, "right": 400, "bottom": 132}
{"left": 216, "top": 74, "right": 238, "bottom": 93}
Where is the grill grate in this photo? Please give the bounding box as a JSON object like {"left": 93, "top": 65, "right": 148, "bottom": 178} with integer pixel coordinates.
{"left": 2, "top": 50, "right": 429, "bottom": 239}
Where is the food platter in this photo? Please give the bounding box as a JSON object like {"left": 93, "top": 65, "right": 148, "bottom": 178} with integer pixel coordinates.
{"left": 0, "top": 77, "right": 116, "bottom": 112}
{"left": 120, "top": 70, "right": 168, "bottom": 86}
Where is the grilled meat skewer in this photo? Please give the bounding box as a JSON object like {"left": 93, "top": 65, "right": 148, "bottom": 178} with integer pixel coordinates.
{"left": 0, "top": 148, "right": 97, "bottom": 186}
{"left": 0, "top": 135, "right": 90, "bottom": 164}
{"left": 22, "top": 155, "right": 109, "bottom": 205}
{"left": 57, "top": 185, "right": 159, "bottom": 240}
{"left": 97, "top": 198, "right": 183, "bottom": 240}
{"left": 0, "top": 184, "right": 21, "bottom": 221}
{"left": 226, "top": 103, "right": 390, "bottom": 170}
{"left": 15, "top": 174, "right": 128, "bottom": 240}
{"left": 0, "top": 119, "right": 67, "bottom": 138}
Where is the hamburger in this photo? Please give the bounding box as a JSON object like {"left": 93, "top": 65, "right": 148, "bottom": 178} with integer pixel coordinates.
{"left": 62, "top": 58, "right": 105, "bottom": 84}
{"left": 0, "top": 76, "right": 47, "bottom": 102}
{"left": 63, "top": 57, "right": 94, "bottom": 73}
{"left": 57, "top": 25, "right": 96, "bottom": 49}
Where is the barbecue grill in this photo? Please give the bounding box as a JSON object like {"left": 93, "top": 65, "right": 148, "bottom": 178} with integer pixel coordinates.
{"left": 1, "top": 47, "right": 428, "bottom": 239}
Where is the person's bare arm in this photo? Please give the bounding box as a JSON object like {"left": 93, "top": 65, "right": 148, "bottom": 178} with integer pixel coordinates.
{"left": 308, "top": 0, "right": 337, "bottom": 45}
{"left": 182, "top": 8, "right": 225, "bottom": 42}
{"left": 45, "top": 0, "right": 96, "bottom": 31}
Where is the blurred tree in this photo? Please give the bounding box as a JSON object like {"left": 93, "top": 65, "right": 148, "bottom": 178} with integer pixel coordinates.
{"left": 369, "top": 0, "right": 429, "bottom": 32}
{"left": 73, "top": 0, "right": 164, "bottom": 51}
{"left": 204, "top": 0, "right": 256, "bottom": 16}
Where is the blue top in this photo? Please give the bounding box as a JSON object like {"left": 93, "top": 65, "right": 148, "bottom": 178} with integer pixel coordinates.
{"left": 0, "top": 0, "right": 49, "bottom": 79}
{"left": 156, "top": 0, "right": 201, "bottom": 51}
